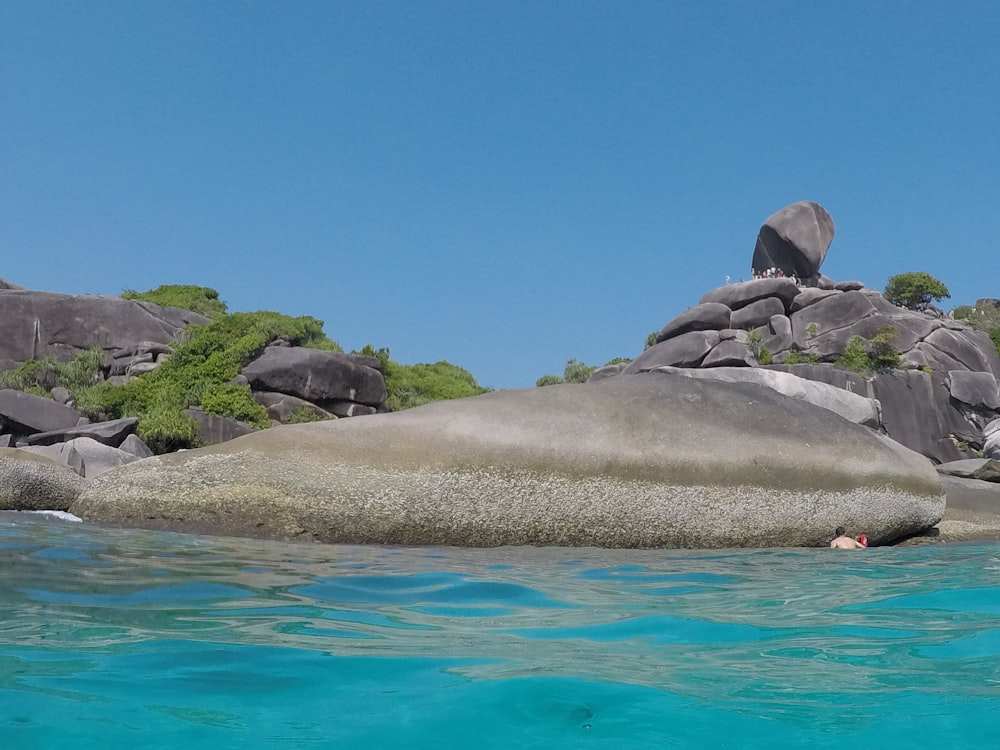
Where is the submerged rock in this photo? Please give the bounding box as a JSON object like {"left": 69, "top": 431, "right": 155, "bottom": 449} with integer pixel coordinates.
{"left": 73, "top": 373, "right": 944, "bottom": 548}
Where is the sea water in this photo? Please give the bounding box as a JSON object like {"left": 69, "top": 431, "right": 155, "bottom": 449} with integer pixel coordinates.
{"left": 2, "top": 512, "right": 1000, "bottom": 749}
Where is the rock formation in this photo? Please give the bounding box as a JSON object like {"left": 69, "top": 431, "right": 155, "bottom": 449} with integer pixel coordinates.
{"left": 72, "top": 373, "right": 944, "bottom": 548}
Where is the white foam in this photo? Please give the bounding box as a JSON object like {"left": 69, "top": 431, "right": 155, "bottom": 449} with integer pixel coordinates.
{"left": 18, "top": 510, "right": 84, "bottom": 523}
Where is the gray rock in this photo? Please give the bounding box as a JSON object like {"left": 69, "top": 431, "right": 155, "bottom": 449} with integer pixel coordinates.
{"left": 655, "top": 303, "right": 732, "bottom": 343}
{"left": 25, "top": 417, "right": 139, "bottom": 448}
{"left": 66, "top": 437, "right": 140, "bottom": 478}
{"left": 789, "top": 287, "right": 841, "bottom": 312}
{"left": 243, "top": 347, "right": 388, "bottom": 407}
{"left": 925, "top": 328, "right": 1000, "bottom": 378}
{"left": 326, "top": 401, "right": 378, "bottom": 418}
{"left": 871, "top": 370, "right": 969, "bottom": 464}
{"left": 0, "top": 278, "right": 26, "bottom": 290}
{"left": 184, "top": 407, "right": 258, "bottom": 446}
{"left": 0, "top": 389, "right": 83, "bottom": 434}
{"left": 752, "top": 201, "right": 835, "bottom": 281}
{"left": 701, "top": 340, "right": 755, "bottom": 367}
{"left": 939, "top": 474, "right": 1000, "bottom": 515}
{"left": 72, "top": 373, "right": 943, "bottom": 548}
{"left": 119, "top": 433, "right": 154, "bottom": 459}
{"left": 0, "top": 448, "right": 86, "bottom": 510}
{"left": 51, "top": 387, "right": 73, "bottom": 405}
{"left": 0, "top": 290, "right": 206, "bottom": 371}
{"left": 763, "top": 315, "right": 793, "bottom": 356}
{"left": 936, "top": 459, "right": 1000, "bottom": 483}
{"left": 834, "top": 280, "right": 865, "bottom": 292}
{"left": 947, "top": 371, "right": 1000, "bottom": 410}
{"left": 253, "top": 391, "right": 336, "bottom": 424}
{"left": 586, "top": 364, "right": 627, "bottom": 382}
{"left": 731, "top": 297, "right": 785, "bottom": 331}
{"left": 623, "top": 331, "right": 721, "bottom": 372}
{"left": 986, "top": 419, "right": 1000, "bottom": 460}
{"left": 652, "top": 365, "right": 881, "bottom": 427}
{"left": 699, "top": 278, "right": 800, "bottom": 312}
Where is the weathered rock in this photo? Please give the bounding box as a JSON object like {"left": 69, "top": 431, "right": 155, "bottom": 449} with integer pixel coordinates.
{"left": 243, "top": 347, "right": 388, "bottom": 407}
{"left": 731, "top": 297, "right": 785, "bottom": 331}
{"left": 699, "top": 278, "right": 799, "bottom": 312}
{"left": 701, "top": 340, "right": 755, "bottom": 367}
{"left": 789, "top": 287, "right": 841, "bottom": 312}
{"left": 326, "top": 401, "right": 378, "bottom": 418}
{"left": 0, "top": 448, "right": 86, "bottom": 510}
{"left": 947, "top": 371, "right": 1000, "bottom": 410}
{"left": 925, "top": 328, "right": 1000, "bottom": 378}
{"left": 0, "top": 290, "right": 206, "bottom": 371}
{"left": 0, "top": 389, "right": 83, "bottom": 435}
{"left": 656, "top": 303, "right": 731, "bottom": 343}
{"left": 22, "top": 437, "right": 139, "bottom": 478}
{"left": 936, "top": 459, "right": 1000, "bottom": 483}
{"left": 623, "top": 331, "right": 721, "bottom": 372}
{"left": 763, "top": 315, "right": 793, "bottom": 357}
{"left": 72, "top": 374, "right": 944, "bottom": 548}
{"left": 119, "top": 433, "right": 155, "bottom": 459}
{"left": 587, "top": 364, "right": 627, "bottom": 382}
{"left": 752, "top": 201, "right": 835, "bottom": 282}
{"left": 834, "top": 281, "right": 865, "bottom": 292}
{"left": 253, "top": 391, "right": 335, "bottom": 424}
{"left": 184, "top": 407, "right": 258, "bottom": 446}
{"left": 650, "top": 366, "right": 881, "bottom": 427}
{"left": 25, "top": 417, "right": 139, "bottom": 448}
{"left": 986, "top": 419, "right": 1000, "bottom": 460}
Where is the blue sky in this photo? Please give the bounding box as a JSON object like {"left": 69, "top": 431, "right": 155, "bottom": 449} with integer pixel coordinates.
{"left": 2, "top": 2, "right": 997, "bottom": 390}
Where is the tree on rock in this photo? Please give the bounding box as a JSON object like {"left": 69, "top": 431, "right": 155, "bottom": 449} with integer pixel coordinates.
{"left": 884, "top": 272, "right": 950, "bottom": 311}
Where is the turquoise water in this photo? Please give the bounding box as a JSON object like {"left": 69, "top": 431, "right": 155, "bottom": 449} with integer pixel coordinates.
{"left": 3, "top": 514, "right": 1000, "bottom": 749}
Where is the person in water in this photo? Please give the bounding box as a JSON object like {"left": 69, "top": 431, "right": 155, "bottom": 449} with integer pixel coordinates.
{"left": 829, "top": 527, "right": 867, "bottom": 549}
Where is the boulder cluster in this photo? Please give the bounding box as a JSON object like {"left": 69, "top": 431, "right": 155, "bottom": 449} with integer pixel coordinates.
{"left": 0, "top": 284, "right": 387, "bottom": 480}
{"left": 594, "top": 201, "right": 1000, "bottom": 469}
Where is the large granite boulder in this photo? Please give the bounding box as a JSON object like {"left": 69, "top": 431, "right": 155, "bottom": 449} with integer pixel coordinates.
{"left": 699, "top": 278, "right": 799, "bottom": 312}
{"left": 647, "top": 366, "right": 881, "bottom": 428}
{"left": 0, "top": 448, "right": 86, "bottom": 510}
{"left": 243, "top": 347, "right": 387, "bottom": 408}
{"left": 25, "top": 417, "right": 139, "bottom": 448}
{"left": 751, "top": 201, "right": 835, "bottom": 283}
{"left": 21, "top": 437, "right": 141, "bottom": 479}
{"left": 72, "top": 374, "right": 944, "bottom": 548}
{"left": 0, "top": 289, "right": 207, "bottom": 370}
{"left": 655, "top": 303, "right": 731, "bottom": 343}
{"left": 0, "top": 389, "right": 83, "bottom": 435}
{"left": 624, "top": 332, "right": 721, "bottom": 372}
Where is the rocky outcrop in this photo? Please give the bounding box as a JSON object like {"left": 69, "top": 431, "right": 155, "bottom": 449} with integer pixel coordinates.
{"left": 0, "top": 448, "right": 85, "bottom": 510}
{"left": 242, "top": 347, "right": 388, "bottom": 409}
{"left": 72, "top": 374, "right": 944, "bottom": 548}
{"left": 619, "top": 202, "right": 1000, "bottom": 465}
{"left": 0, "top": 289, "right": 207, "bottom": 371}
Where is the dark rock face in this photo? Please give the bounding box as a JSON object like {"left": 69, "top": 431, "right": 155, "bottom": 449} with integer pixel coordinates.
{"left": 243, "top": 347, "right": 388, "bottom": 408}
{"left": 751, "top": 201, "right": 835, "bottom": 283}
{"left": 656, "top": 303, "right": 731, "bottom": 343}
{"left": 0, "top": 290, "right": 207, "bottom": 370}
{"left": 731, "top": 297, "right": 785, "bottom": 330}
{"left": 0, "top": 389, "right": 82, "bottom": 435}
{"left": 624, "top": 331, "right": 721, "bottom": 372}
{"left": 947, "top": 372, "right": 1000, "bottom": 410}
{"left": 253, "top": 391, "right": 335, "bottom": 423}
{"left": 25, "top": 417, "right": 139, "bottom": 448}
{"left": 699, "top": 278, "right": 799, "bottom": 311}
{"left": 184, "top": 408, "right": 258, "bottom": 446}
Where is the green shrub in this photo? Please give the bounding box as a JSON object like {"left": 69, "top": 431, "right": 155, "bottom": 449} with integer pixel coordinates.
{"left": 122, "top": 285, "right": 229, "bottom": 319}
{"left": 286, "top": 406, "right": 329, "bottom": 424}
{"left": 758, "top": 347, "right": 772, "bottom": 365}
{"left": 953, "top": 305, "right": 974, "bottom": 320}
{"left": 536, "top": 374, "right": 563, "bottom": 387}
{"left": 834, "top": 327, "right": 902, "bottom": 374}
{"left": 883, "top": 272, "right": 950, "bottom": 310}
{"left": 383, "top": 359, "right": 490, "bottom": 412}
{"left": 783, "top": 350, "right": 820, "bottom": 365}
{"left": 199, "top": 383, "right": 270, "bottom": 429}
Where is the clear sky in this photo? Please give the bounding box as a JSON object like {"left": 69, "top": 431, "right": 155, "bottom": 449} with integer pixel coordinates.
{"left": 2, "top": 2, "right": 997, "bottom": 390}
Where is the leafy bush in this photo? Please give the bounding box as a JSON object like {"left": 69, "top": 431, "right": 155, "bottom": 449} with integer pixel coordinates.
{"left": 383, "top": 359, "right": 490, "bottom": 412}
{"left": 0, "top": 346, "right": 104, "bottom": 396}
{"left": 783, "top": 350, "right": 820, "bottom": 365}
{"left": 758, "top": 347, "right": 772, "bottom": 365}
{"left": 287, "top": 406, "right": 329, "bottom": 424}
{"left": 122, "top": 285, "right": 229, "bottom": 319}
{"left": 199, "top": 383, "right": 270, "bottom": 429}
{"left": 884, "top": 272, "right": 950, "bottom": 311}
{"left": 834, "top": 326, "right": 901, "bottom": 374}
{"left": 536, "top": 374, "right": 563, "bottom": 387}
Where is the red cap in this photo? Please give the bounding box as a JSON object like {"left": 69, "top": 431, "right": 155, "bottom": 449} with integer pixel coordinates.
{"left": 858, "top": 533, "right": 868, "bottom": 547}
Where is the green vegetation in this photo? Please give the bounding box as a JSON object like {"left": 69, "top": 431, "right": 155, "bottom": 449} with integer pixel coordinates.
{"left": 783, "top": 350, "right": 820, "bottom": 365}
{"left": 0, "top": 346, "right": 104, "bottom": 399}
{"left": 953, "top": 299, "right": 1000, "bottom": 357}
{"left": 883, "top": 272, "right": 950, "bottom": 311}
{"left": 287, "top": 406, "right": 328, "bottom": 424}
{"left": 535, "top": 357, "right": 629, "bottom": 387}
{"left": 758, "top": 347, "right": 772, "bottom": 365}
{"left": 354, "top": 344, "right": 490, "bottom": 412}
{"left": 122, "top": 284, "right": 229, "bottom": 319}
{"left": 834, "top": 326, "right": 902, "bottom": 375}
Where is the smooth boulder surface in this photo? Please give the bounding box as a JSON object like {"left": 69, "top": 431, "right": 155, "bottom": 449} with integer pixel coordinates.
{"left": 0, "top": 448, "right": 86, "bottom": 511}
{"left": 73, "top": 374, "right": 944, "bottom": 548}
{"left": 752, "top": 201, "right": 835, "bottom": 282}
